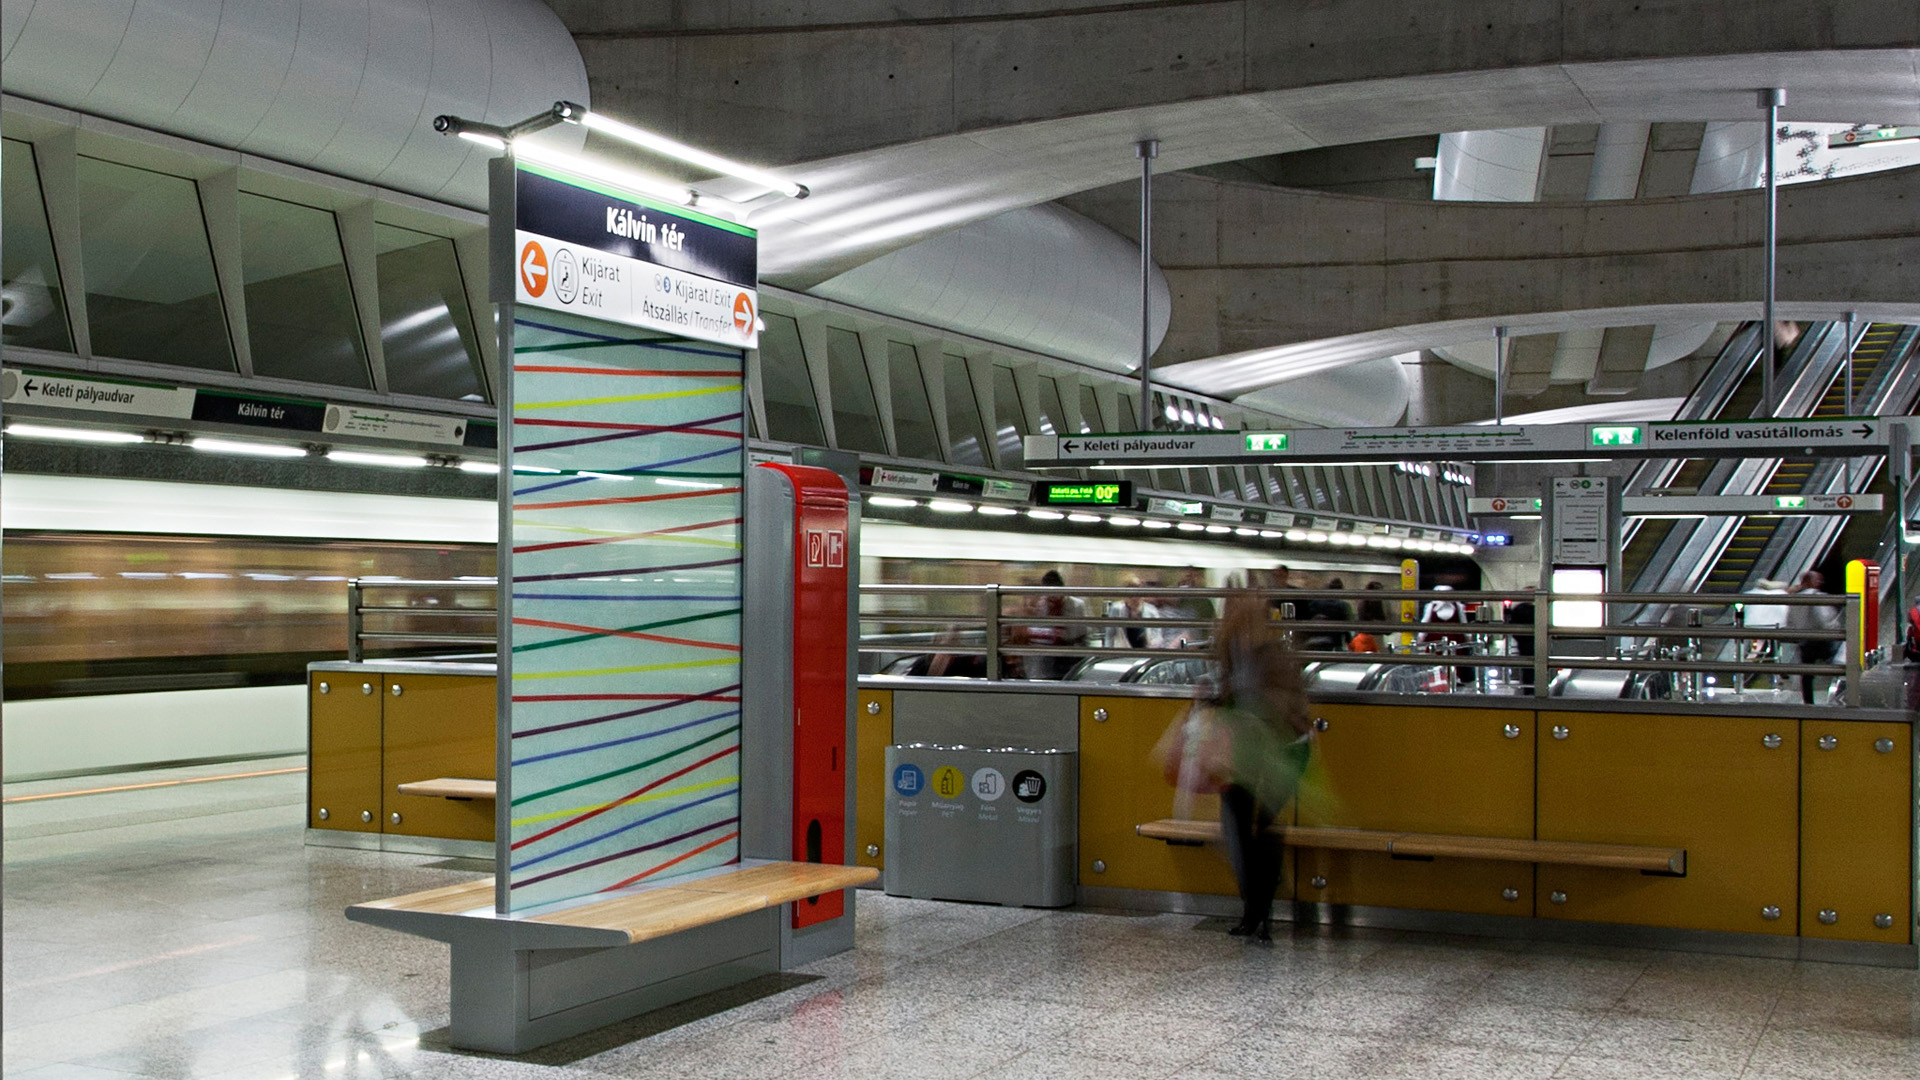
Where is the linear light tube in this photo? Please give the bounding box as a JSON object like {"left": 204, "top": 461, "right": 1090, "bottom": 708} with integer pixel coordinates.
{"left": 1141, "top": 519, "right": 1173, "bottom": 530}
{"left": 572, "top": 110, "right": 807, "bottom": 199}
{"left": 1107, "top": 516, "right": 1141, "bottom": 527}
{"left": 977, "top": 505, "right": 1019, "bottom": 516}
{"left": 458, "top": 460, "right": 501, "bottom": 474}
{"left": 190, "top": 438, "right": 306, "bottom": 459}
{"left": 1067, "top": 513, "right": 1102, "bottom": 523}
{"left": 1205, "top": 525, "right": 1232, "bottom": 534}
{"left": 927, "top": 499, "right": 974, "bottom": 514}
{"left": 1026, "top": 509, "right": 1064, "bottom": 521}
{"left": 867, "top": 496, "right": 918, "bottom": 509}
{"left": 458, "top": 130, "right": 507, "bottom": 151}
{"left": 510, "top": 139, "right": 697, "bottom": 207}
{"left": 327, "top": 450, "right": 429, "bottom": 469}
{"left": 5, "top": 423, "right": 143, "bottom": 444}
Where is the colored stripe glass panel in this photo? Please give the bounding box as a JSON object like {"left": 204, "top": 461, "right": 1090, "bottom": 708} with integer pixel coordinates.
{"left": 507, "top": 309, "right": 744, "bottom": 909}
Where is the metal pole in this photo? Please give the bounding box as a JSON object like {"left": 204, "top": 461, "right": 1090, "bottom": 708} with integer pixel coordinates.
{"left": 1760, "top": 88, "right": 1786, "bottom": 416}
{"left": 1493, "top": 325, "right": 1508, "bottom": 425}
{"left": 1843, "top": 311, "right": 1857, "bottom": 416}
{"left": 984, "top": 583, "right": 1002, "bottom": 681}
{"left": 487, "top": 150, "right": 518, "bottom": 916}
{"left": 1136, "top": 139, "right": 1159, "bottom": 431}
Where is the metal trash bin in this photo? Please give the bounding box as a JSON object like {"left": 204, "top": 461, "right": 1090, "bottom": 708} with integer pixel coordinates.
{"left": 883, "top": 744, "right": 1077, "bottom": 908}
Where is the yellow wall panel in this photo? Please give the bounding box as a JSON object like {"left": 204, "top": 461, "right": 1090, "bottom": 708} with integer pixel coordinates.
{"left": 1078, "top": 696, "right": 1239, "bottom": 898}
{"left": 381, "top": 673, "right": 496, "bottom": 842}
{"left": 1537, "top": 711, "right": 1797, "bottom": 936}
{"left": 855, "top": 689, "right": 892, "bottom": 873}
{"left": 309, "top": 675, "right": 383, "bottom": 831}
{"left": 1298, "top": 849, "right": 1534, "bottom": 917}
{"left": 1800, "top": 720, "right": 1912, "bottom": 943}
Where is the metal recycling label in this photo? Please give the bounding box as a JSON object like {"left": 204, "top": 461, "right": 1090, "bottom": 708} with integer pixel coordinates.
{"left": 514, "top": 163, "right": 758, "bottom": 349}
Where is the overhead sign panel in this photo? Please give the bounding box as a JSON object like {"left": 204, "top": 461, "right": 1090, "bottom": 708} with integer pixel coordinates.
{"left": 1469, "top": 496, "right": 1543, "bottom": 515}
{"left": 1624, "top": 493, "right": 1882, "bottom": 515}
{"left": 1645, "top": 418, "right": 1886, "bottom": 452}
{"left": 514, "top": 161, "right": 759, "bottom": 349}
{"left": 1033, "top": 480, "right": 1133, "bottom": 506}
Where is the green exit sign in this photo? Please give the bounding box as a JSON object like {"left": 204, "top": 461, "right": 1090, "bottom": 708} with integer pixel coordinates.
{"left": 1590, "top": 425, "right": 1644, "bottom": 447}
{"left": 1246, "top": 432, "right": 1290, "bottom": 452}
{"left": 1035, "top": 480, "right": 1134, "bottom": 506}
{"left": 1775, "top": 495, "right": 1805, "bottom": 509}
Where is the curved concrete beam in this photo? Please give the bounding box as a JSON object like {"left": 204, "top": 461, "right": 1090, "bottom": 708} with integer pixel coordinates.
{"left": 1053, "top": 165, "right": 1920, "bottom": 398}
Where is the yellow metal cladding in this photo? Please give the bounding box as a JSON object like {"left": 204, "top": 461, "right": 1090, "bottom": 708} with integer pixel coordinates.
{"left": 309, "top": 675, "right": 383, "bottom": 832}
{"left": 1296, "top": 704, "right": 1535, "bottom": 916}
{"left": 1800, "top": 720, "right": 1912, "bottom": 943}
{"left": 382, "top": 674, "right": 496, "bottom": 842}
{"left": 855, "top": 690, "right": 893, "bottom": 872}
{"left": 1078, "top": 696, "right": 1238, "bottom": 897}
{"left": 1537, "top": 711, "right": 1797, "bottom": 935}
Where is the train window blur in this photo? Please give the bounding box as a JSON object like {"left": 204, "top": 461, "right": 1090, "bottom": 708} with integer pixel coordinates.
{"left": 990, "top": 365, "right": 1027, "bottom": 470}
{"left": 238, "top": 192, "right": 369, "bottom": 388}
{"left": 885, "top": 341, "right": 941, "bottom": 459}
{"left": 77, "top": 156, "right": 234, "bottom": 372}
{"left": 376, "top": 223, "right": 487, "bottom": 401}
{"left": 942, "top": 354, "right": 989, "bottom": 465}
{"left": 758, "top": 312, "right": 828, "bottom": 445}
{"left": 825, "top": 327, "right": 887, "bottom": 453}
{"left": 2, "top": 533, "right": 494, "bottom": 700}
{"left": 2, "top": 138, "right": 73, "bottom": 353}
{"left": 1077, "top": 386, "right": 1101, "bottom": 432}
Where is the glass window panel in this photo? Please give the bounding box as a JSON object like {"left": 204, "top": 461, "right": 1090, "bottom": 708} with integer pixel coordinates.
{"left": 824, "top": 327, "right": 885, "bottom": 453}
{"left": 1186, "top": 467, "right": 1214, "bottom": 496}
{"left": 77, "top": 157, "right": 233, "bottom": 371}
{"left": 885, "top": 341, "right": 940, "bottom": 459}
{"left": 374, "top": 223, "right": 485, "bottom": 401}
{"left": 2, "top": 139, "right": 73, "bottom": 352}
{"left": 758, "top": 312, "right": 825, "bottom": 445}
{"left": 942, "top": 356, "right": 988, "bottom": 465}
{"left": 1035, "top": 377, "right": 1067, "bottom": 436}
{"left": 990, "top": 365, "right": 1026, "bottom": 470}
{"left": 238, "top": 192, "right": 367, "bottom": 388}
{"left": 1077, "top": 386, "right": 1101, "bottom": 432}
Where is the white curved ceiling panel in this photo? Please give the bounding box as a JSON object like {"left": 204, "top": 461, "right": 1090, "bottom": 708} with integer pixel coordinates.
{"left": 173, "top": 0, "right": 301, "bottom": 147}
{"left": 1, "top": 0, "right": 36, "bottom": 57}
{"left": 1232, "top": 355, "right": 1411, "bottom": 428}
{"left": 3, "top": 0, "right": 135, "bottom": 106}
{"left": 1, "top": 0, "right": 587, "bottom": 209}
{"left": 88, "top": 0, "right": 222, "bottom": 130}
{"left": 809, "top": 203, "right": 1171, "bottom": 373}
{"left": 309, "top": 0, "right": 433, "bottom": 182}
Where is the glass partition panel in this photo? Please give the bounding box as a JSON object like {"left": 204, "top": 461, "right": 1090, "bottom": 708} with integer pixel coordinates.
{"left": 824, "top": 327, "right": 886, "bottom": 452}
{"left": 1077, "top": 385, "right": 1102, "bottom": 432}
{"left": 1186, "top": 468, "right": 1215, "bottom": 496}
{"left": 942, "top": 355, "right": 988, "bottom": 465}
{"left": 1035, "top": 377, "right": 1066, "bottom": 436}
{"left": 375, "top": 223, "right": 485, "bottom": 401}
{"left": 2, "top": 139, "right": 73, "bottom": 352}
{"left": 238, "top": 192, "right": 368, "bottom": 388}
{"left": 990, "top": 365, "right": 1027, "bottom": 470}
{"left": 77, "top": 157, "right": 233, "bottom": 371}
{"left": 886, "top": 341, "right": 940, "bottom": 459}
{"left": 758, "top": 312, "right": 826, "bottom": 445}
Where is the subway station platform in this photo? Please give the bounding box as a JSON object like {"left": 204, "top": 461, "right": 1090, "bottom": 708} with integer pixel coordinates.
{"left": 5, "top": 760, "right": 1916, "bottom": 1080}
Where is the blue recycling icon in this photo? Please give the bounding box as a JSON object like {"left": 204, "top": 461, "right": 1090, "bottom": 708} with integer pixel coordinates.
{"left": 892, "top": 763, "right": 925, "bottom": 797}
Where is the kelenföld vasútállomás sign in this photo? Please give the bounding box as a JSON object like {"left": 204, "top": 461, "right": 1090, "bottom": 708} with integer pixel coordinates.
{"left": 513, "top": 163, "right": 759, "bottom": 349}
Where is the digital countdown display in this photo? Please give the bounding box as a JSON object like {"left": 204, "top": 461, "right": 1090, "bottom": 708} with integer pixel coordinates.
{"left": 1033, "top": 481, "right": 1134, "bottom": 507}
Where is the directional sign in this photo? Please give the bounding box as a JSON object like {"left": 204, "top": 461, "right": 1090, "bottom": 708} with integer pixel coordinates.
{"left": 1469, "top": 497, "right": 1543, "bottom": 515}
{"left": 2, "top": 369, "right": 196, "bottom": 419}
{"left": 1646, "top": 418, "right": 1887, "bottom": 453}
{"left": 1622, "top": 494, "right": 1882, "bottom": 515}
{"left": 1830, "top": 126, "right": 1920, "bottom": 148}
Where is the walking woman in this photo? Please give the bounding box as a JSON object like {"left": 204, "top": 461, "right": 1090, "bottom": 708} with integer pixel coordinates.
{"left": 1211, "top": 593, "right": 1314, "bottom": 942}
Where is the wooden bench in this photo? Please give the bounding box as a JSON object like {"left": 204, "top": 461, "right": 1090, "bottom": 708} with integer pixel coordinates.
{"left": 347, "top": 859, "right": 877, "bottom": 1052}
{"left": 1136, "top": 819, "right": 1685, "bottom": 875}
{"left": 394, "top": 778, "right": 496, "bottom": 800}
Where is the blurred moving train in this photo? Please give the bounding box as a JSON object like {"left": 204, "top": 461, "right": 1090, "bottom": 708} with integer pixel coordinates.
{"left": 0, "top": 473, "right": 1411, "bottom": 780}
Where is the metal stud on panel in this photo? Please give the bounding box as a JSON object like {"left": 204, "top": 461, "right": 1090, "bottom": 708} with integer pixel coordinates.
{"left": 1762, "top": 733, "right": 1782, "bottom": 749}
{"left": 1502, "top": 724, "right": 1521, "bottom": 739}
{"left": 1761, "top": 906, "right": 1781, "bottom": 920}
{"left": 361, "top": 810, "right": 373, "bottom": 822}
{"left": 866, "top": 701, "right": 882, "bottom": 715}
{"left": 1501, "top": 888, "right": 1520, "bottom": 901}
{"left": 1817, "top": 734, "right": 1837, "bottom": 751}
{"left": 1874, "top": 913, "right": 1895, "bottom": 929}
{"left": 865, "top": 844, "right": 879, "bottom": 858}
{"left": 391, "top": 684, "right": 404, "bottom": 697}
{"left": 318, "top": 681, "right": 330, "bottom": 694}
{"left": 1091, "top": 860, "right": 1107, "bottom": 874}
{"left": 391, "top": 812, "right": 403, "bottom": 825}
{"left": 361, "top": 683, "right": 373, "bottom": 695}
{"left": 1817, "top": 909, "right": 1839, "bottom": 925}
{"left": 1314, "top": 717, "right": 1329, "bottom": 732}
{"left": 1551, "top": 726, "right": 1569, "bottom": 740}
{"left": 1310, "top": 876, "right": 1328, "bottom": 889}
{"left": 1549, "top": 891, "right": 1567, "bottom": 904}
{"left": 318, "top": 808, "right": 330, "bottom": 820}
{"left": 1875, "top": 738, "right": 1894, "bottom": 754}
{"left": 1093, "top": 708, "right": 1108, "bottom": 722}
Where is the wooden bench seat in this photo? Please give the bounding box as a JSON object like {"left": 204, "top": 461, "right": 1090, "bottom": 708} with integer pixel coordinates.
{"left": 350, "top": 860, "right": 878, "bottom": 946}
{"left": 395, "top": 778, "right": 496, "bottom": 800}
{"left": 1135, "top": 819, "right": 1685, "bottom": 875}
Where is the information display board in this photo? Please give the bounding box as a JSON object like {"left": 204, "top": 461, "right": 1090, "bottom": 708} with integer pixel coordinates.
{"left": 501, "top": 161, "right": 752, "bottom": 911}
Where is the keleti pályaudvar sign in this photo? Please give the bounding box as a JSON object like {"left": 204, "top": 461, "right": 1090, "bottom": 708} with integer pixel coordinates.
{"left": 513, "top": 161, "right": 759, "bottom": 349}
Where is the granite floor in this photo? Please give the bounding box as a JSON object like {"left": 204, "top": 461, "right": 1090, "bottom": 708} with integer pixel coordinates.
{"left": 4, "top": 760, "right": 1917, "bottom": 1079}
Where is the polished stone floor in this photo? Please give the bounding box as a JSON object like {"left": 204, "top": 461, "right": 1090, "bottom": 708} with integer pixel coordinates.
{"left": 4, "top": 759, "right": 1917, "bottom": 1079}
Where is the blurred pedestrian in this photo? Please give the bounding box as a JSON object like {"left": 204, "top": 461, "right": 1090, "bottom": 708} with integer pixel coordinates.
{"left": 1302, "top": 577, "right": 1352, "bottom": 652}
{"left": 1026, "top": 569, "right": 1089, "bottom": 679}
{"left": 1105, "top": 575, "right": 1156, "bottom": 649}
{"left": 1786, "top": 570, "right": 1840, "bottom": 704}
{"left": 1508, "top": 587, "right": 1538, "bottom": 694}
{"left": 1208, "top": 593, "right": 1313, "bottom": 943}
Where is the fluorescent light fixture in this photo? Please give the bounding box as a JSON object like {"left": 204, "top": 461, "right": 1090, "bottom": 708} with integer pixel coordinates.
{"left": 977, "top": 505, "right": 1019, "bottom": 516}
{"left": 1026, "top": 508, "right": 1064, "bottom": 521}
{"left": 1067, "top": 512, "right": 1102, "bottom": 523}
{"left": 1180, "top": 409, "right": 1196, "bottom": 424}
{"left": 1258, "top": 530, "right": 1282, "bottom": 539}
{"left": 1306, "top": 531, "right": 1329, "bottom": 543}
{"left": 1205, "top": 524, "right": 1232, "bottom": 534}
{"left": 5, "top": 423, "right": 142, "bottom": 445}
{"left": 510, "top": 138, "right": 696, "bottom": 207}
{"left": 927, "top": 499, "right": 974, "bottom": 514}
{"left": 1141, "top": 519, "right": 1174, "bottom": 530}
{"left": 1459, "top": 545, "right": 1476, "bottom": 556}
{"left": 1285, "top": 529, "right": 1308, "bottom": 541}
{"left": 1108, "top": 516, "right": 1141, "bottom": 527}
{"left": 1176, "top": 522, "right": 1205, "bottom": 532}
{"left": 654, "top": 477, "right": 721, "bottom": 489}
{"left": 1234, "top": 527, "right": 1259, "bottom": 537}
{"left": 867, "top": 495, "right": 918, "bottom": 509}
{"left": 1550, "top": 568, "right": 1605, "bottom": 629}
{"left": 459, "top": 460, "right": 501, "bottom": 474}
{"left": 327, "top": 450, "right": 429, "bottom": 468}
{"left": 570, "top": 109, "right": 808, "bottom": 199}
{"left": 457, "top": 130, "right": 507, "bottom": 151}
{"left": 190, "top": 437, "right": 306, "bottom": 459}
{"left": 512, "top": 464, "right": 563, "bottom": 474}
{"left": 1366, "top": 535, "right": 1397, "bottom": 548}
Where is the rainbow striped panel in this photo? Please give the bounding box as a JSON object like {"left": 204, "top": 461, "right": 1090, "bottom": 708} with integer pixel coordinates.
{"left": 506, "top": 310, "right": 744, "bottom": 910}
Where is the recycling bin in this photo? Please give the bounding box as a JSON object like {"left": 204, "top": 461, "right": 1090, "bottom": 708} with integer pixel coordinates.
{"left": 883, "top": 743, "right": 1077, "bottom": 908}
